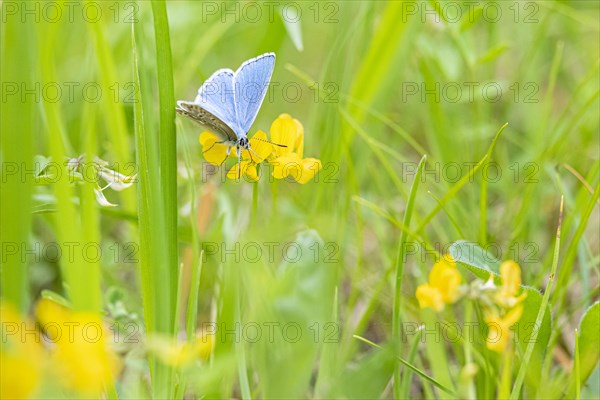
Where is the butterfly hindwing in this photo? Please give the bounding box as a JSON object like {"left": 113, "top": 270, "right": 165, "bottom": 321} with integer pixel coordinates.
{"left": 175, "top": 102, "right": 237, "bottom": 142}
{"left": 233, "top": 53, "right": 275, "bottom": 137}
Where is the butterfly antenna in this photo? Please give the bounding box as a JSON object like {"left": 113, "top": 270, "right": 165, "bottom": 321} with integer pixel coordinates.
{"left": 252, "top": 137, "right": 287, "bottom": 148}
{"left": 248, "top": 146, "right": 264, "bottom": 163}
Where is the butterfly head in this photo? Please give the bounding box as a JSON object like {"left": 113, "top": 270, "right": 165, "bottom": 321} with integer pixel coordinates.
{"left": 238, "top": 137, "right": 250, "bottom": 149}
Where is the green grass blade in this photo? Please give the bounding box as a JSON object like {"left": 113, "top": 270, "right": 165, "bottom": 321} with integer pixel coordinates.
{"left": 132, "top": 10, "right": 174, "bottom": 397}
{"left": 510, "top": 197, "right": 564, "bottom": 399}
{"left": 479, "top": 123, "right": 508, "bottom": 244}
{"left": 151, "top": 0, "right": 178, "bottom": 321}
{"left": 354, "top": 335, "right": 455, "bottom": 396}
{"left": 416, "top": 154, "right": 489, "bottom": 234}
{"left": 393, "top": 154, "right": 427, "bottom": 399}
{"left": 0, "top": 9, "right": 35, "bottom": 312}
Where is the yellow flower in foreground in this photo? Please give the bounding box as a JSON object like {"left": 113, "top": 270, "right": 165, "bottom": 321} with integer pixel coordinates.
{"left": 1, "top": 302, "right": 44, "bottom": 399}
{"left": 416, "top": 255, "right": 462, "bottom": 312}
{"left": 484, "top": 304, "right": 523, "bottom": 353}
{"left": 35, "top": 299, "right": 120, "bottom": 395}
{"left": 269, "top": 114, "right": 322, "bottom": 184}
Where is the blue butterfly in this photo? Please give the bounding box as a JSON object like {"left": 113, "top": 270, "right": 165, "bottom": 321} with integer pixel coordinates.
{"left": 177, "top": 53, "right": 277, "bottom": 165}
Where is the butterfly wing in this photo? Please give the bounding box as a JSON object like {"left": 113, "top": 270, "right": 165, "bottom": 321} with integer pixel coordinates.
{"left": 177, "top": 68, "right": 238, "bottom": 142}
{"left": 176, "top": 101, "right": 237, "bottom": 142}
{"left": 194, "top": 68, "right": 236, "bottom": 125}
{"left": 233, "top": 53, "right": 275, "bottom": 138}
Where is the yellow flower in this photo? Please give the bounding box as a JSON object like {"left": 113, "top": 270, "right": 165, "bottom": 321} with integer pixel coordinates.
{"left": 484, "top": 304, "right": 523, "bottom": 352}
{"left": 35, "top": 299, "right": 121, "bottom": 396}
{"left": 481, "top": 260, "right": 527, "bottom": 352}
{"left": 147, "top": 333, "right": 213, "bottom": 367}
{"left": 226, "top": 130, "right": 273, "bottom": 181}
{"left": 269, "top": 114, "right": 322, "bottom": 184}
{"left": 416, "top": 255, "right": 462, "bottom": 312}
{"left": 1, "top": 302, "right": 44, "bottom": 399}
{"left": 199, "top": 131, "right": 233, "bottom": 165}
{"left": 200, "top": 130, "right": 273, "bottom": 167}
{"left": 494, "top": 260, "right": 527, "bottom": 308}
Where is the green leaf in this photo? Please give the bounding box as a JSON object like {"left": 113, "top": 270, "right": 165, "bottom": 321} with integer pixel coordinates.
{"left": 577, "top": 302, "right": 600, "bottom": 388}
{"left": 280, "top": 5, "right": 303, "bottom": 51}
{"left": 449, "top": 240, "right": 502, "bottom": 274}
{"left": 331, "top": 344, "right": 396, "bottom": 399}
{"left": 255, "top": 230, "right": 337, "bottom": 399}
{"left": 449, "top": 241, "right": 552, "bottom": 390}
{"left": 41, "top": 289, "right": 72, "bottom": 309}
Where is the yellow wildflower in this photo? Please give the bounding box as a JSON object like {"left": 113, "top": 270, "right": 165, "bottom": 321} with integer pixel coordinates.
{"left": 0, "top": 302, "right": 44, "bottom": 399}
{"left": 35, "top": 299, "right": 121, "bottom": 396}
{"left": 269, "top": 114, "right": 322, "bottom": 184}
{"left": 200, "top": 130, "right": 273, "bottom": 167}
{"left": 147, "top": 332, "right": 213, "bottom": 367}
{"left": 198, "top": 114, "right": 321, "bottom": 183}
{"left": 416, "top": 255, "right": 462, "bottom": 312}
{"left": 226, "top": 130, "right": 273, "bottom": 181}
{"left": 495, "top": 260, "right": 527, "bottom": 308}
{"left": 199, "top": 131, "right": 231, "bottom": 166}
{"left": 483, "top": 260, "right": 527, "bottom": 352}
{"left": 484, "top": 304, "right": 524, "bottom": 352}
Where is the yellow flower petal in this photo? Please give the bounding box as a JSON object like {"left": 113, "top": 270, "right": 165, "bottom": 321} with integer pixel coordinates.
{"left": 494, "top": 260, "right": 526, "bottom": 308}
{"left": 293, "top": 117, "right": 304, "bottom": 158}
{"left": 35, "top": 299, "right": 121, "bottom": 395}
{"left": 227, "top": 161, "right": 259, "bottom": 182}
{"left": 484, "top": 304, "right": 523, "bottom": 352}
{"left": 428, "top": 255, "right": 461, "bottom": 303}
{"left": 416, "top": 284, "right": 445, "bottom": 312}
{"left": 147, "top": 334, "right": 213, "bottom": 367}
{"left": 270, "top": 114, "right": 303, "bottom": 157}
{"left": 240, "top": 130, "right": 273, "bottom": 162}
{"left": 500, "top": 260, "right": 522, "bottom": 298}
{"left": 199, "top": 131, "right": 230, "bottom": 165}
{"left": 1, "top": 302, "right": 44, "bottom": 399}
{"left": 271, "top": 154, "right": 302, "bottom": 180}
{"left": 296, "top": 158, "right": 322, "bottom": 184}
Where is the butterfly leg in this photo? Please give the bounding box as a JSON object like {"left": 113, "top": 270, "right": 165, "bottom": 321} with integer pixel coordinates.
{"left": 203, "top": 140, "right": 226, "bottom": 155}
{"left": 219, "top": 146, "right": 232, "bottom": 166}
{"left": 236, "top": 146, "right": 242, "bottom": 180}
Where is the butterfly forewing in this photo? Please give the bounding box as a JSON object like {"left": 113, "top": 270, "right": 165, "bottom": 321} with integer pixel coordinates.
{"left": 194, "top": 69, "right": 237, "bottom": 129}
{"left": 233, "top": 53, "right": 275, "bottom": 137}
{"left": 177, "top": 53, "right": 276, "bottom": 143}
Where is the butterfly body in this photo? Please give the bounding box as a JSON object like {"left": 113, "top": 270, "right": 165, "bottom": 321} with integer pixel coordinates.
{"left": 176, "top": 53, "right": 275, "bottom": 162}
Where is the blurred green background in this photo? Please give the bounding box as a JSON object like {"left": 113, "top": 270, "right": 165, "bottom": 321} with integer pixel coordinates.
{"left": 1, "top": 1, "right": 598, "bottom": 399}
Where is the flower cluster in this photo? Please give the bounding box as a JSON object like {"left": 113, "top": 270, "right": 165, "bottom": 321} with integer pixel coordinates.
{"left": 415, "top": 255, "right": 463, "bottom": 312}
{"left": 416, "top": 256, "right": 527, "bottom": 352}
{"left": 66, "top": 155, "right": 136, "bottom": 207}
{"left": 200, "top": 113, "right": 322, "bottom": 183}
{"left": 481, "top": 261, "right": 527, "bottom": 352}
